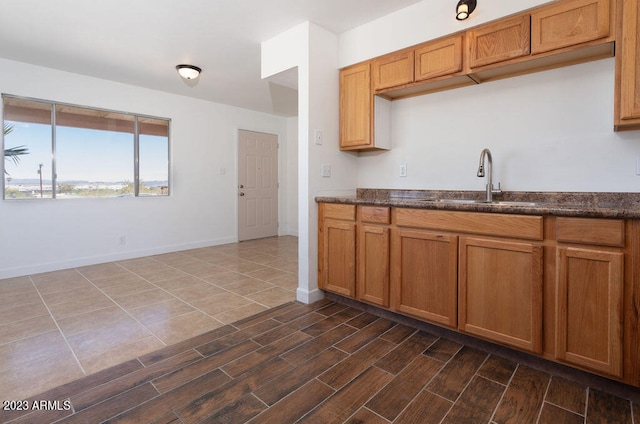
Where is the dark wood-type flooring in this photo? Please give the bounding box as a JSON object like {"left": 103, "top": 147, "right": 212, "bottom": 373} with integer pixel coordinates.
{"left": 1, "top": 299, "right": 638, "bottom": 424}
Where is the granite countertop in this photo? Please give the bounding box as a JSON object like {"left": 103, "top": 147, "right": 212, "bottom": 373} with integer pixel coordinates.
{"left": 315, "top": 188, "right": 640, "bottom": 219}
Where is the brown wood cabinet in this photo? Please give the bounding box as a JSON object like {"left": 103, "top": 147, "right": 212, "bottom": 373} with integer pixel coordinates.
{"left": 531, "top": 0, "right": 611, "bottom": 54}
{"left": 358, "top": 206, "right": 391, "bottom": 307}
{"left": 318, "top": 203, "right": 356, "bottom": 297}
{"left": 391, "top": 228, "right": 458, "bottom": 327}
{"left": 466, "top": 15, "right": 531, "bottom": 70}
{"left": 317, "top": 202, "right": 640, "bottom": 386}
{"left": 458, "top": 237, "right": 544, "bottom": 353}
{"left": 339, "top": 63, "right": 372, "bottom": 150}
{"left": 615, "top": 0, "right": 640, "bottom": 129}
{"left": 554, "top": 216, "right": 624, "bottom": 377}
{"left": 339, "top": 64, "right": 391, "bottom": 151}
{"left": 556, "top": 247, "right": 624, "bottom": 376}
{"left": 339, "top": 0, "right": 620, "bottom": 139}
{"left": 415, "top": 35, "right": 464, "bottom": 82}
{"left": 372, "top": 51, "right": 414, "bottom": 91}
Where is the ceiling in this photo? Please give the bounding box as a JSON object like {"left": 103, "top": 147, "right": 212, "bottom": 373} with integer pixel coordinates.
{"left": 0, "top": 0, "right": 424, "bottom": 117}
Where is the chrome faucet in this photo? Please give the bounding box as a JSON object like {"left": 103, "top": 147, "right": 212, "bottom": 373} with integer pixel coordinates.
{"left": 477, "top": 148, "right": 501, "bottom": 202}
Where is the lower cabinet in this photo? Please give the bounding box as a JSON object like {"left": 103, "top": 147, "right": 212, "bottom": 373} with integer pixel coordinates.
{"left": 319, "top": 204, "right": 356, "bottom": 297}
{"left": 391, "top": 229, "right": 458, "bottom": 327}
{"left": 358, "top": 224, "right": 391, "bottom": 307}
{"left": 317, "top": 203, "right": 638, "bottom": 387}
{"left": 556, "top": 246, "right": 624, "bottom": 377}
{"left": 458, "top": 237, "right": 544, "bottom": 353}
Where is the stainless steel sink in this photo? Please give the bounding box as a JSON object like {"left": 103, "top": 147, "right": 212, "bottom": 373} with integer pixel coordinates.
{"left": 491, "top": 201, "right": 541, "bottom": 206}
{"left": 418, "top": 198, "right": 542, "bottom": 206}
{"left": 423, "top": 198, "right": 481, "bottom": 204}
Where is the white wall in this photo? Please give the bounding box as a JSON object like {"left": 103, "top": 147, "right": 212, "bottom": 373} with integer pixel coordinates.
{"left": 339, "top": 0, "right": 640, "bottom": 192}
{"left": 283, "top": 116, "right": 299, "bottom": 236}
{"left": 358, "top": 58, "right": 640, "bottom": 192}
{"left": 262, "top": 22, "right": 358, "bottom": 303}
{"left": 0, "top": 58, "right": 292, "bottom": 278}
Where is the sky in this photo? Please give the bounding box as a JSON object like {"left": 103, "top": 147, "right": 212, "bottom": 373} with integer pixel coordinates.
{"left": 4, "top": 121, "right": 168, "bottom": 183}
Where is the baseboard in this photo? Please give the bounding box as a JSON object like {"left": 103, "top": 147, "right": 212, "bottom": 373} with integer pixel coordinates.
{"left": 296, "top": 287, "right": 325, "bottom": 304}
{"left": 0, "top": 237, "right": 237, "bottom": 279}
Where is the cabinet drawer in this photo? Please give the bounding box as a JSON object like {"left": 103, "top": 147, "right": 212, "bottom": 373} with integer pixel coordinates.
{"left": 323, "top": 204, "right": 356, "bottom": 221}
{"left": 415, "top": 35, "right": 463, "bottom": 81}
{"left": 556, "top": 217, "right": 624, "bottom": 247}
{"left": 360, "top": 206, "right": 390, "bottom": 224}
{"left": 531, "top": 0, "right": 610, "bottom": 54}
{"left": 467, "top": 15, "right": 531, "bottom": 69}
{"left": 395, "top": 208, "right": 543, "bottom": 240}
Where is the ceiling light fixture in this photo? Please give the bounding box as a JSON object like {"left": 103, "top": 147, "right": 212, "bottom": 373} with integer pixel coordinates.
{"left": 456, "top": 0, "right": 477, "bottom": 20}
{"left": 176, "top": 64, "right": 202, "bottom": 80}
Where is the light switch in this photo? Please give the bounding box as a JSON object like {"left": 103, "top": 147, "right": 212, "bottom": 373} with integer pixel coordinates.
{"left": 321, "top": 163, "right": 331, "bottom": 177}
{"left": 314, "top": 130, "right": 323, "bottom": 145}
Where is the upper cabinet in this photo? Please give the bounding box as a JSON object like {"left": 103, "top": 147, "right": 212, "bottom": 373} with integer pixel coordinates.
{"left": 531, "top": 0, "right": 611, "bottom": 54}
{"left": 372, "top": 50, "right": 414, "bottom": 91}
{"left": 616, "top": 0, "right": 640, "bottom": 129}
{"left": 467, "top": 0, "right": 614, "bottom": 81}
{"left": 339, "top": 63, "right": 373, "bottom": 150}
{"left": 466, "top": 15, "right": 531, "bottom": 70}
{"left": 415, "top": 35, "right": 464, "bottom": 81}
{"left": 378, "top": 35, "right": 475, "bottom": 101}
{"left": 339, "top": 63, "right": 391, "bottom": 151}
{"left": 339, "top": 0, "right": 622, "bottom": 150}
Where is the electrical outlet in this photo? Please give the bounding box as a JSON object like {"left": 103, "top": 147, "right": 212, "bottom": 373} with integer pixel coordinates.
{"left": 399, "top": 163, "right": 407, "bottom": 177}
{"left": 636, "top": 157, "right": 640, "bottom": 176}
{"left": 321, "top": 163, "right": 331, "bottom": 177}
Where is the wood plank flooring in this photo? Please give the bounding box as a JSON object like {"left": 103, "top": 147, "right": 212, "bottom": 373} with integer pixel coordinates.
{"left": 1, "top": 299, "right": 638, "bottom": 424}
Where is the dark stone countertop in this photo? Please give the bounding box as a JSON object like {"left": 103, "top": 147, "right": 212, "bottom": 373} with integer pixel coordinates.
{"left": 315, "top": 188, "right": 640, "bottom": 219}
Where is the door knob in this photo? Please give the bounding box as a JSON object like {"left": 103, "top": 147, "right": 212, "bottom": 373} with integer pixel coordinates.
{"left": 239, "top": 192, "right": 245, "bottom": 196}
{"left": 239, "top": 184, "right": 244, "bottom": 188}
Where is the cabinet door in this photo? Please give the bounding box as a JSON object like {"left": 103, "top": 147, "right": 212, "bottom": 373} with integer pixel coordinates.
{"left": 358, "top": 225, "right": 390, "bottom": 307}
{"left": 459, "top": 237, "right": 543, "bottom": 353}
{"left": 391, "top": 229, "right": 458, "bottom": 327}
{"left": 617, "top": 0, "right": 640, "bottom": 124}
{"left": 322, "top": 219, "right": 357, "bottom": 297}
{"left": 467, "top": 15, "right": 531, "bottom": 69}
{"left": 556, "top": 247, "right": 623, "bottom": 377}
{"left": 372, "top": 51, "right": 414, "bottom": 91}
{"left": 415, "top": 35, "right": 464, "bottom": 81}
{"left": 531, "top": 0, "right": 610, "bottom": 54}
{"left": 340, "top": 63, "right": 372, "bottom": 149}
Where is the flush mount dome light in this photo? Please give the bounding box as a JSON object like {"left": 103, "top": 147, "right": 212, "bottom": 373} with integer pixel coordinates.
{"left": 456, "top": 0, "right": 477, "bottom": 20}
{"left": 176, "top": 64, "right": 202, "bottom": 80}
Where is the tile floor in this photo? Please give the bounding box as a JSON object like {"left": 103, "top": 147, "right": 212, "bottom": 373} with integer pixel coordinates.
{"left": 0, "top": 236, "right": 298, "bottom": 402}
{"left": 0, "top": 300, "right": 637, "bottom": 424}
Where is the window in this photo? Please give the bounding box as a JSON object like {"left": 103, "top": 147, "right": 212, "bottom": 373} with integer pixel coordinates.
{"left": 2, "top": 95, "right": 170, "bottom": 199}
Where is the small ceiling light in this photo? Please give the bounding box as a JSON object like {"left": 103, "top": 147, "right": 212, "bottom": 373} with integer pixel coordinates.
{"left": 176, "top": 64, "right": 202, "bottom": 80}
{"left": 456, "top": 0, "right": 477, "bottom": 20}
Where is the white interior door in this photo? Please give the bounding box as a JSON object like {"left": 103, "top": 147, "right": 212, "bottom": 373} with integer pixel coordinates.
{"left": 238, "top": 130, "right": 279, "bottom": 241}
